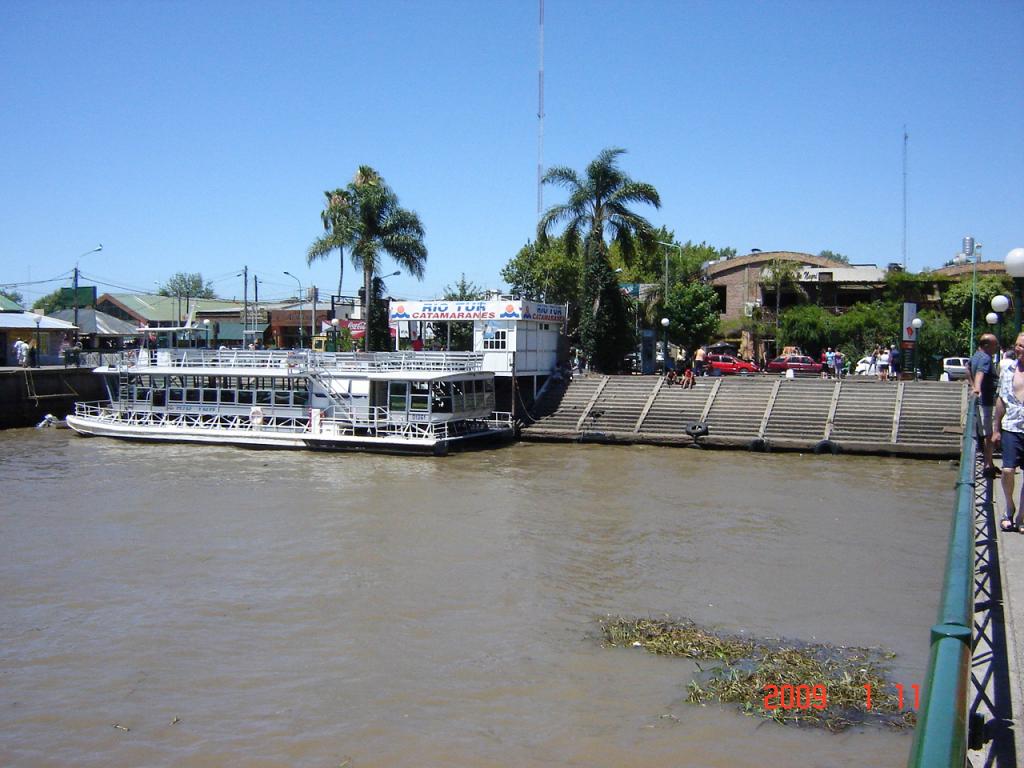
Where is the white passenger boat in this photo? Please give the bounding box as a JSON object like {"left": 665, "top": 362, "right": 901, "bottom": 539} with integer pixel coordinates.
{"left": 67, "top": 347, "right": 515, "bottom": 455}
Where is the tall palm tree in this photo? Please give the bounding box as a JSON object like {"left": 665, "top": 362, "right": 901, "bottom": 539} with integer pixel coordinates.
{"left": 307, "top": 189, "right": 357, "bottom": 299}
{"left": 538, "top": 147, "right": 660, "bottom": 371}
{"left": 347, "top": 166, "right": 427, "bottom": 351}
{"left": 538, "top": 147, "right": 661, "bottom": 261}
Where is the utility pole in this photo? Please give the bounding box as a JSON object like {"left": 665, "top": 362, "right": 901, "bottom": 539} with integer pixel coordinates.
{"left": 902, "top": 127, "right": 908, "bottom": 270}
{"left": 243, "top": 266, "right": 249, "bottom": 348}
{"left": 537, "top": 0, "right": 545, "bottom": 218}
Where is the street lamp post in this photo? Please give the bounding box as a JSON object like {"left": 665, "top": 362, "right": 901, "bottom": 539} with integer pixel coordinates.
{"left": 656, "top": 241, "right": 682, "bottom": 306}
{"left": 661, "top": 317, "right": 670, "bottom": 373}
{"left": 31, "top": 313, "right": 42, "bottom": 367}
{"left": 909, "top": 317, "right": 925, "bottom": 380}
{"left": 283, "top": 271, "right": 304, "bottom": 349}
{"left": 330, "top": 317, "right": 340, "bottom": 352}
{"left": 1006, "top": 249, "right": 1024, "bottom": 334}
{"left": 992, "top": 294, "right": 1010, "bottom": 350}
{"left": 73, "top": 244, "right": 102, "bottom": 336}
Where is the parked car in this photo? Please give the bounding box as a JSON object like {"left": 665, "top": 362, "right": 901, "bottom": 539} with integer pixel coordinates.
{"left": 765, "top": 355, "right": 823, "bottom": 374}
{"left": 943, "top": 357, "right": 970, "bottom": 381}
{"left": 706, "top": 353, "right": 759, "bottom": 375}
{"left": 854, "top": 356, "right": 874, "bottom": 375}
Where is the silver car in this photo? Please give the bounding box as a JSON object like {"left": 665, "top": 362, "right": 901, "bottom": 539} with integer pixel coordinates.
{"left": 943, "top": 357, "right": 970, "bottom": 381}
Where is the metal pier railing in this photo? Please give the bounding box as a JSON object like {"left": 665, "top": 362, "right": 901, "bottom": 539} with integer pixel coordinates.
{"left": 906, "top": 396, "right": 978, "bottom": 767}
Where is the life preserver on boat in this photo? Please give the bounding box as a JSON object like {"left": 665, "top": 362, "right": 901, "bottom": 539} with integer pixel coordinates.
{"left": 685, "top": 421, "right": 709, "bottom": 439}
{"left": 249, "top": 406, "right": 265, "bottom": 427}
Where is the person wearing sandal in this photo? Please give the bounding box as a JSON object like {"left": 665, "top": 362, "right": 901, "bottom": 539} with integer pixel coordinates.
{"left": 971, "top": 333, "right": 1001, "bottom": 479}
{"left": 992, "top": 332, "right": 1024, "bottom": 532}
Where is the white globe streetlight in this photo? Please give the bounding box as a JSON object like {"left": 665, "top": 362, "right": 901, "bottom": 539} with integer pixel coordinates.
{"left": 660, "top": 317, "right": 670, "bottom": 373}
{"left": 992, "top": 294, "right": 1010, "bottom": 313}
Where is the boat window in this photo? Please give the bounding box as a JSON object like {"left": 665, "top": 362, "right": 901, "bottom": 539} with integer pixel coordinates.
{"left": 410, "top": 381, "right": 429, "bottom": 412}
{"left": 185, "top": 389, "right": 201, "bottom": 403}
{"left": 152, "top": 389, "right": 166, "bottom": 407}
{"left": 237, "top": 390, "right": 254, "bottom": 405}
{"left": 274, "top": 391, "right": 291, "bottom": 406}
{"left": 451, "top": 381, "right": 464, "bottom": 412}
{"left": 389, "top": 382, "right": 408, "bottom": 412}
{"left": 220, "top": 390, "right": 237, "bottom": 404}
{"left": 293, "top": 390, "right": 308, "bottom": 406}
{"left": 431, "top": 382, "right": 452, "bottom": 413}
{"left": 256, "top": 391, "right": 272, "bottom": 406}
{"left": 483, "top": 329, "right": 507, "bottom": 350}
{"left": 168, "top": 389, "right": 184, "bottom": 403}
{"left": 202, "top": 389, "right": 218, "bottom": 404}
{"left": 135, "top": 387, "right": 151, "bottom": 403}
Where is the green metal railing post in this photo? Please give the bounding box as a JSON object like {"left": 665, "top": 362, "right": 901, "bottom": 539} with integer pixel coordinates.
{"left": 906, "top": 396, "right": 977, "bottom": 767}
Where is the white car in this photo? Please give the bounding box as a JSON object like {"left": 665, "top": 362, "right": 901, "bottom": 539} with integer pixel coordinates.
{"left": 854, "top": 356, "right": 874, "bottom": 375}
{"left": 943, "top": 357, "right": 970, "bottom": 381}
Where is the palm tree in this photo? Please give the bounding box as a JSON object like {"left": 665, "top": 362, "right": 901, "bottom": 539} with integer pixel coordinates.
{"left": 307, "top": 189, "right": 357, "bottom": 298}
{"left": 538, "top": 147, "right": 660, "bottom": 371}
{"left": 762, "top": 258, "right": 804, "bottom": 329}
{"left": 347, "top": 166, "right": 427, "bottom": 351}
{"left": 538, "top": 147, "right": 660, "bottom": 260}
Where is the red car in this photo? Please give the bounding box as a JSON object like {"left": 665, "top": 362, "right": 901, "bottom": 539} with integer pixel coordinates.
{"left": 707, "top": 354, "right": 759, "bottom": 375}
{"left": 765, "top": 355, "right": 823, "bottom": 374}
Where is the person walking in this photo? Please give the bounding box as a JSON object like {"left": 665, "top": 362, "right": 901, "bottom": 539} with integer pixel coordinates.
{"left": 972, "top": 333, "right": 1001, "bottom": 479}
{"left": 993, "top": 332, "right": 1024, "bottom": 532}
{"left": 889, "top": 344, "right": 901, "bottom": 380}
{"left": 833, "top": 349, "right": 844, "bottom": 379}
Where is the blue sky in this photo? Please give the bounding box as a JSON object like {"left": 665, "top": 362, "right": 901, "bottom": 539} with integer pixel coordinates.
{"left": 2, "top": 1, "right": 1021, "bottom": 307}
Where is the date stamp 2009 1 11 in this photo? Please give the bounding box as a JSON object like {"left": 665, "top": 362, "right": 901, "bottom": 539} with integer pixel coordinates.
{"left": 763, "top": 683, "right": 921, "bottom": 711}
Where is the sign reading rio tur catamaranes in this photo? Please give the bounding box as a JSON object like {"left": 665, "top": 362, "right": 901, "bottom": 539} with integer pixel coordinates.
{"left": 388, "top": 300, "right": 566, "bottom": 324}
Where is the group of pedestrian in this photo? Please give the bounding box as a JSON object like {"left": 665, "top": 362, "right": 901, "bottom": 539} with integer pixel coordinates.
{"left": 664, "top": 367, "right": 695, "bottom": 389}
{"left": 821, "top": 348, "right": 846, "bottom": 379}
{"left": 973, "top": 331, "right": 1024, "bottom": 533}
{"left": 860, "top": 345, "right": 903, "bottom": 381}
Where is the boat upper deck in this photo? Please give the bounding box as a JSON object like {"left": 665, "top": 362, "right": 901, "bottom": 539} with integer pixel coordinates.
{"left": 107, "top": 349, "right": 488, "bottom": 376}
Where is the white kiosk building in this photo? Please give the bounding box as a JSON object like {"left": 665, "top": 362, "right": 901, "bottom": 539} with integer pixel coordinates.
{"left": 389, "top": 298, "right": 567, "bottom": 411}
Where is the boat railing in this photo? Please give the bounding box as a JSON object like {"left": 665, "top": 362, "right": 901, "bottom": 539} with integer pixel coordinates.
{"left": 73, "top": 402, "right": 514, "bottom": 442}
{"left": 127, "top": 349, "right": 485, "bottom": 373}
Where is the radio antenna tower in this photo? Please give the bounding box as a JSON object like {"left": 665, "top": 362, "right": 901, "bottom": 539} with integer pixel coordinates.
{"left": 902, "top": 126, "right": 908, "bottom": 269}
{"left": 537, "top": 0, "right": 545, "bottom": 218}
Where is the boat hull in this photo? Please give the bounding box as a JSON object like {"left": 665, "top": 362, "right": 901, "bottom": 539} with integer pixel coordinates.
{"left": 66, "top": 414, "right": 514, "bottom": 455}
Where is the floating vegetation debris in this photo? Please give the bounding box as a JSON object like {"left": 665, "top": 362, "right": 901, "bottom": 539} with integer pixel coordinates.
{"left": 600, "top": 616, "right": 917, "bottom": 732}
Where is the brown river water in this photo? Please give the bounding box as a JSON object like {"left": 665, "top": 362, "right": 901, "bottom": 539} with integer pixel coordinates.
{"left": 0, "top": 429, "right": 956, "bottom": 767}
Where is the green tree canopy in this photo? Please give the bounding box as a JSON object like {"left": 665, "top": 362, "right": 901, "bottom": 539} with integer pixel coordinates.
{"left": 777, "top": 304, "right": 832, "bottom": 353}
{"left": 32, "top": 288, "right": 64, "bottom": 314}
{"left": 818, "top": 250, "right": 850, "bottom": 264}
{"left": 665, "top": 280, "right": 720, "bottom": 353}
{"left": 940, "top": 274, "right": 1012, "bottom": 325}
{"left": 442, "top": 274, "right": 487, "bottom": 351}
{"left": 158, "top": 272, "right": 215, "bottom": 299}
{"left": 1, "top": 288, "right": 24, "bottom": 306}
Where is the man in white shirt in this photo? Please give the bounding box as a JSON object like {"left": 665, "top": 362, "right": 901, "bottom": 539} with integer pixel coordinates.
{"left": 993, "top": 333, "right": 1024, "bottom": 532}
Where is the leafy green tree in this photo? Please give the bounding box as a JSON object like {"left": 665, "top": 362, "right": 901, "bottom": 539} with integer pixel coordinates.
{"left": 538, "top": 147, "right": 660, "bottom": 370}
{"left": 777, "top": 304, "right": 832, "bottom": 354}
{"left": 158, "top": 272, "right": 215, "bottom": 299}
{"left": 831, "top": 301, "right": 901, "bottom": 355}
{"left": 501, "top": 237, "right": 580, "bottom": 304}
{"left": 915, "top": 310, "right": 959, "bottom": 378}
{"left": 665, "top": 280, "right": 720, "bottom": 353}
{"left": 1, "top": 288, "right": 24, "bottom": 306}
{"left": 818, "top": 250, "right": 850, "bottom": 264}
{"left": 443, "top": 274, "right": 486, "bottom": 351}
{"left": 940, "top": 274, "right": 1012, "bottom": 325}
{"left": 307, "top": 188, "right": 357, "bottom": 297}
{"left": 346, "top": 166, "right": 427, "bottom": 351}
{"left": 577, "top": 238, "right": 632, "bottom": 371}
{"left": 32, "top": 288, "right": 64, "bottom": 315}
